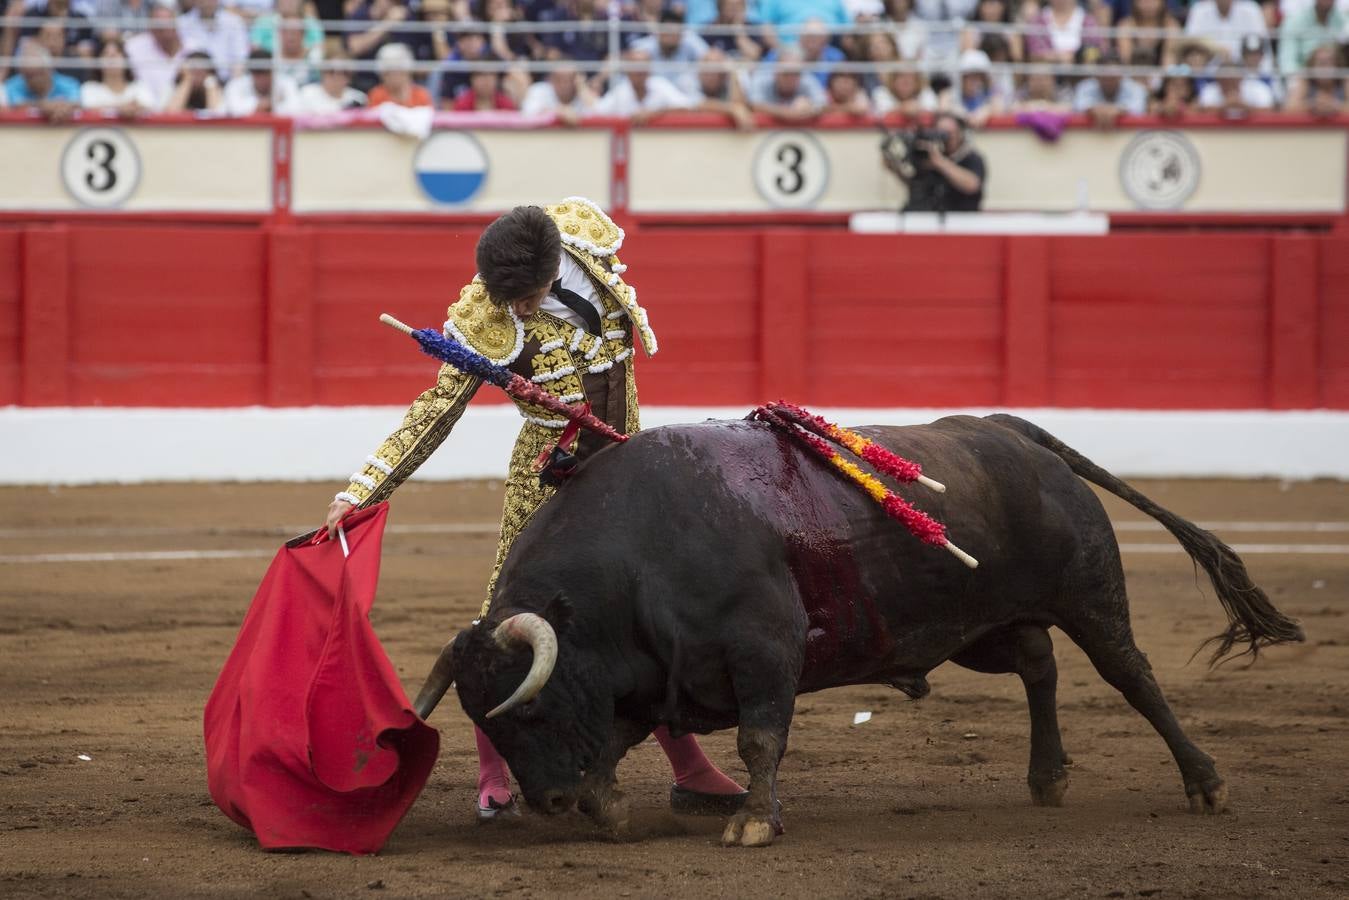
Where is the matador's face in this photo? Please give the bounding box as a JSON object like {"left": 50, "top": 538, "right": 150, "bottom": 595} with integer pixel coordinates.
{"left": 511, "top": 282, "right": 553, "bottom": 318}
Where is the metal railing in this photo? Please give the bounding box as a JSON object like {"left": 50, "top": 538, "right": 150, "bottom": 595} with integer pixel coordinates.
{"left": 2, "top": 15, "right": 1347, "bottom": 112}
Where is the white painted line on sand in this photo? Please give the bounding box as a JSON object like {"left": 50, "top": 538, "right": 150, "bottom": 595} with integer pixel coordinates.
{"left": 2, "top": 542, "right": 1345, "bottom": 564}
{"left": 1113, "top": 521, "right": 1349, "bottom": 533}
{"left": 1117, "top": 543, "right": 1349, "bottom": 555}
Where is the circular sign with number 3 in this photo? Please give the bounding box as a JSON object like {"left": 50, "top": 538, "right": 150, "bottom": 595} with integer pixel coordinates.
{"left": 752, "top": 130, "right": 829, "bottom": 210}
{"left": 60, "top": 127, "right": 141, "bottom": 209}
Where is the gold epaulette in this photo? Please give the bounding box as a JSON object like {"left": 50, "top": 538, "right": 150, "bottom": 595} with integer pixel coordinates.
{"left": 546, "top": 197, "right": 658, "bottom": 358}
{"left": 444, "top": 278, "right": 525, "bottom": 365}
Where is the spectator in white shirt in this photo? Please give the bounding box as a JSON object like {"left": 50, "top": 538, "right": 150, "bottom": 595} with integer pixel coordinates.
{"left": 224, "top": 47, "right": 300, "bottom": 114}
{"left": 178, "top": 0, "right": 250, "bottom": 80}
{"left": 689, "top": 45, "right": 755, "bottom": 127}
{"left": 883, "top": 0, "right": 929, "bottom": 62}
{"left": 592, "top": 47, "right": 691, "bottom": 119}
{"left": 520, "top": 61, "right": 597, "bottom": 122}
{"left": 81, "top": 37, "right": 156, "bottom": 113}
{"left": 1183, "top": 0, "right": 1267, "bottom": 62}
{"left": 1198, "top": 68, "right": 1276, "bottom": 112}
{"left": 872, "top": 67, "right": 938, "bottom": 116}
{"left": 293, "top": 51, "right": 367, "bottom": 113}
{"left": 124, "top": 3, "right": 192, "bottom": 110}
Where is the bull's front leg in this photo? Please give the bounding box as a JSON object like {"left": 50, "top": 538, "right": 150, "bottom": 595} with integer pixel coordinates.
{"left": 577, "top": 717, "right": 650, "bottom": 836}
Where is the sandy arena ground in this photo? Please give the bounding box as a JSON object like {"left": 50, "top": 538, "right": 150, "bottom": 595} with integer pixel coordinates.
{"left": 1, "top": 478, "right": 1347, "bottom": 899}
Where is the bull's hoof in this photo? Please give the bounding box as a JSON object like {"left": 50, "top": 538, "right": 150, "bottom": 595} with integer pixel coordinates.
{"left": 579, "top": 789, "right": 630, "bottom": 835}
{"left": 670, "top": 785, "right": 749, "bottom": 817}
{"left": 1029, "top": 771, "right": 1069, "bottom": 807}
{"left": 721, "top": 813, "right": 779, "bottom": 848}
{"left": 1186, "top": 777, "right": 1228, "bottom": 815}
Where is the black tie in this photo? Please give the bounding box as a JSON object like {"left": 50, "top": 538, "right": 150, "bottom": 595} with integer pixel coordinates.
{"left": 551, "top": 280, "right": 602, "bottom": 336}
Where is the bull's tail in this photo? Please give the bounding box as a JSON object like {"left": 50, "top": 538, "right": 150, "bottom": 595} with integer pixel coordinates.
{"left": 986, "top": 414, "right": 1305, "bottom": 666}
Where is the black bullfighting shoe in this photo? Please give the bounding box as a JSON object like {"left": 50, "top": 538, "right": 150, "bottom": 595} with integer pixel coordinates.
{"left": 476, "top": 794, "right": 521, "bottom": 823}
{"left": 669, "top": 784, "right": 750, "bottom": 816}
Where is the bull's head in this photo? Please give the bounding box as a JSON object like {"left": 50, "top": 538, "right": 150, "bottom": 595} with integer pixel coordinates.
{"left": 413, "top": 595, "right": 612, "bottom": 815}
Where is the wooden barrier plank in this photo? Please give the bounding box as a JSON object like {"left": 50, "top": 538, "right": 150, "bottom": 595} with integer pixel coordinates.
{"left": 266, "top": 227, "right": 315, "bottom": 406}
{"left": 19, "top": 226, "right": 70, "bottom": 406}
{"left": 1003, "top": 236, "right": 1050, "bottom": 406}
{"left": 1269, "top": 236, "right": 1320, "bottom": 409}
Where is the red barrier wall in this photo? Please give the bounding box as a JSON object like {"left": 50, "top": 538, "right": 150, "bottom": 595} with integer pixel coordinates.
{"left": 1, "top": 223, "right": 1344, "bottom": 410}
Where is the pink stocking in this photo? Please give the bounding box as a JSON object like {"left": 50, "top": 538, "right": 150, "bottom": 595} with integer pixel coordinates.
{"left": 652, "top": 726, "right": 744, "bottom": 795}
{"left": 475, "top": 725, "right": 513, "bottom": 808}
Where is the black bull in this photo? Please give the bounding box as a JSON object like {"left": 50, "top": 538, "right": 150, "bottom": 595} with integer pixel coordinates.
{"left": 414, "top": 414, "right": 1304, "bottom": 847}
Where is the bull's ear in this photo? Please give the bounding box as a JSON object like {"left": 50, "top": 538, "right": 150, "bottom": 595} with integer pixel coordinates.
{"left": 539, "top": 592, "right": 574, "bottom": 635}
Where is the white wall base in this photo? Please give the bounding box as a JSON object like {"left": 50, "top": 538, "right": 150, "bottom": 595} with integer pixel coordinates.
{"left": 2, "top": 406, "right": 1346, "bottom": 484}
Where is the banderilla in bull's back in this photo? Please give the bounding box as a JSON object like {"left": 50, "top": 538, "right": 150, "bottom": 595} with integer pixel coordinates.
{"left": 407, "top": 409, "right": 1303, "bottom": 847}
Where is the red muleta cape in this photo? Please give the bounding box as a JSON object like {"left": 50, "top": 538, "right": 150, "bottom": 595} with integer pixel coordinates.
{"left": 203, "top": 502, "right": 438, "bottom": 854}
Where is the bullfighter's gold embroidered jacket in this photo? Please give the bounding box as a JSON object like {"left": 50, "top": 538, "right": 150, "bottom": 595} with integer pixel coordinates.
{"left": 334, "top": 198, "right": 657, "bottom": 612}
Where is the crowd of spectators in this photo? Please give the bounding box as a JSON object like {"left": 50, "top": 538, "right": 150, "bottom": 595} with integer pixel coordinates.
{"left": 3, "top": 0, "right": 1349, "bottom": 121}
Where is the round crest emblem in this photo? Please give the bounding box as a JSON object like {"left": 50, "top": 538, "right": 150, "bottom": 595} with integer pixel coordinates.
{"left": 1118, "top": 131, "right": 1201, "bottom": 210}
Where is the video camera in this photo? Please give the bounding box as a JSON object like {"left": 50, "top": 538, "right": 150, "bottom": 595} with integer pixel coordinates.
{"left": 879, "top": 125, "right": 945, "bottom": 172}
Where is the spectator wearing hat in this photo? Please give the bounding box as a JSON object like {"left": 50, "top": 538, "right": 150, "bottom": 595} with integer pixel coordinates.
{"left": 703, "top": 0, "right": 767, "bottom": 62}
{"left": 520, "top": 59, "right": 597, "bottom": 121}
{"left": 178, "top": 0, "right": 249, "bottom": 80}
{"left": 748, "top": 43, "right": 827, "bottom": 118}
{"left": 1285, "top": 42, "right": 1346, "bottom": 112}
{"left": 1116, "top": 0, "right": 1181, "bottom": 67}
{"left": 1073, "top": 50, "right": 1149, "bottom": 123}
{"left": 1184, "top": 0, "right": 1267, "bottom": 62}
{"left": 449, "top": 54, "right": 518, "bottom": 110}
{"left": 1024, "top": 0, "right": 1106, "bottom": 64}
{"left": 629, "top": 8, "right": 710, "bottom": 95}
{"left": 1279, "top": 0, "right": 1344, "bottom": 71}
{"left": 294, "top": 48, "right": 368, "bottom": 112}
{"left": 943, "top": 47, "right": 1004, "bottom": 125}
{"left": 873, "top": 66, "right": 938, "bottom": 116}
{"left": 592, "top": 46, "right": 691, "bottom": 118}
{"left": 368, "top": 41, "right": 432, "bottom": 106}
{"left": 1150, "top": 63, "right": 1197, "bottom": 116}
{"left": 224, "top": 46, "right": 300, "bottom": 114}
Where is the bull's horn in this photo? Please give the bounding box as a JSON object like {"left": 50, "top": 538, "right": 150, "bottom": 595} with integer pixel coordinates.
{"left": 486, "top": 613, "right": 558, "bottom": 719}
{"left": 413, "top": 640, "right": 459, "bottom": 720}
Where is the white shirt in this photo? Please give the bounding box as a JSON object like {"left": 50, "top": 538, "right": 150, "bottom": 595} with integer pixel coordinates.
{"left": 592, "top": 76, "right": 690, "bottom": 118}
{"left": 540, "top": 253, "right": 604, "bottom": 330}
{"left": 124, "top": 31, "right": 191, "bottom": 111}
{"left": 178, "top": 8, "right": 251, "bottom": 80}
{"left": 1198, "top": 77, "right": 1277, "bottom": 108}
{"left": 1048, "top": 7, "right": 1087, "bottom": 55}
{"left": 520, "top": 81, "right": 591, "bottom": 117}
{"left": 80, "top": 79, "right": 156, "bottom": 110}
{"left": 1184, "top": 0, "right": 1268, "bottom": 60}
{"left": 871, "top": 83, "right": 938, "bottom": 113}
{"left": 223, "top": 73, "right": 300, "bottom": 115}
{"left": 293, "top": 82, "right": 367, "bottom": 114}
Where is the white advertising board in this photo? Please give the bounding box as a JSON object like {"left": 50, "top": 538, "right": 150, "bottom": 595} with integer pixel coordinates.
{"left": 0, "top": 123, "right": 274, "bottom": 213}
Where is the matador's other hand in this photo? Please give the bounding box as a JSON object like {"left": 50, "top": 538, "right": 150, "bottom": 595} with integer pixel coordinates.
{"left": 326, "top": 499, "right": 355, "bottom": 538}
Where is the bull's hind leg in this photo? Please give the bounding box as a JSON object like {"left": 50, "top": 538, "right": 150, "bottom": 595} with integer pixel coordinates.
{"left": 1061, "top": 600, "right": 1227, "bottom": 814}
{"left": 953, "top": 625, "right": 1071, "bottom": 806}
{"left": 721, "top": 653, "right": 797, "bottom": 848}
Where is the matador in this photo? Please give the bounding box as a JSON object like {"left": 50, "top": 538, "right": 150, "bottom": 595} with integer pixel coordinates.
{"left": 323, "top": 199, "right": 746, "bottom": 820}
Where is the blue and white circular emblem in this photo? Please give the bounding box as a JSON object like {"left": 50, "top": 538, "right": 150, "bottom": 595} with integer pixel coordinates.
{"left": 412, "top": 132, "right": 489, "bottom": 205}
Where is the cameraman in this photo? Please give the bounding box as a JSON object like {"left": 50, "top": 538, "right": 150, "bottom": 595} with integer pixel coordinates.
{"left": 883, "top": 111, "right": 986, "bottom": 213}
